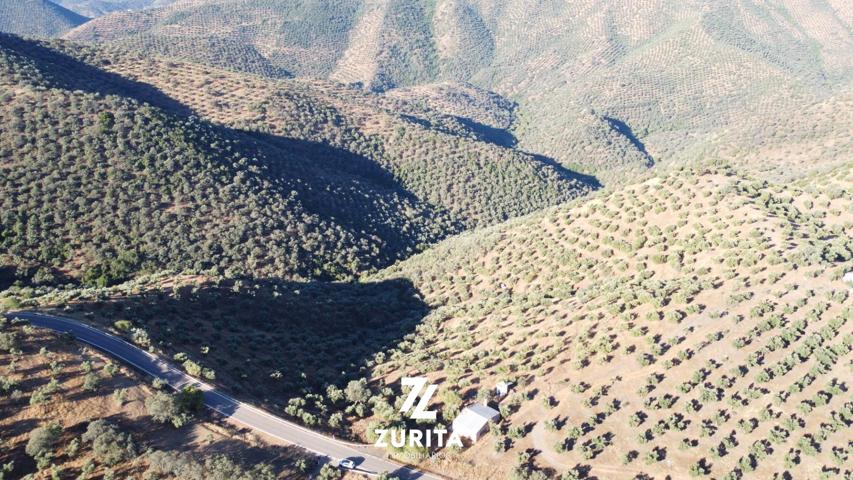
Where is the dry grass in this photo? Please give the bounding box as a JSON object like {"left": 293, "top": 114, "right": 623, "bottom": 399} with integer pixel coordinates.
{"left": 0, "top": 323, "right": 311, "bottom": 479}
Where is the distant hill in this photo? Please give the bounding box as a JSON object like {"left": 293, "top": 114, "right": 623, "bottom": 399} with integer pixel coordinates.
{"left": 0, "top": 0, "right": 88, "bottom": 37}
{"left": 64, "top": 0, "right": 853, "bottom": 181}
{"left": 0, "top": 34, "right": 594, "bottom": 285}
{"left": 0, "top": 34, "right": 444, "bottom": 284}
{"left": 53, "top": 0, "right": 176, "bottom": 18}
{"left": 64, "top": 0, "right": 360, "bottom": 78}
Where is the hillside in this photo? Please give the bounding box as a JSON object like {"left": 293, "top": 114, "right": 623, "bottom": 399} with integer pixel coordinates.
{"left": 62, "top": 46, "right": 595, "bottom": 226}
{"left": 0, "top": 34, "right": 595, "bottom": 286}
{"left": 681, "top": 86, "right": 853, "bottom": 181}
{"left": 0, "top": 318, "right": 310, "bottom": 479}
{"left": 53, "top": 0, "right": 176, "bottom": 18}
{"left": 64, "top": 0, "right": 359, "bottom": 78}
{"left": 0, "top": 34, "right": 448, "bottom": 285}
{"left": 13, "top": 165, "right": 852, "bottom": 479}
{"left": 63, "top": 0, "right": 853, "bottom": 181}
{"left": 0, "top": 0, "right": 89, "bottom": 38}
{"left": 2, "top": 3, "right": 851, "bottom": 480}
{"left": 385, "top": 82, "right": 516, "bottom": 141}
{"left": 368, "top": 165, "right": 853, "bottom": 479}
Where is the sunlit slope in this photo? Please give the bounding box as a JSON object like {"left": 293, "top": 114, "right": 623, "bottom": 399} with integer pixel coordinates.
{"left": 370, "top": 165, "right": 853, "bottom": 479}
{"left": 54, "top": 0, "right": 176, "bottom": 18}
{"left": 65, "top": 0, "right": 361, "bottom": 77}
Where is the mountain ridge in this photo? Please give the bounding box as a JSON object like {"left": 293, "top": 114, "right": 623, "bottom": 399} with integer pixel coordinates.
{"left": 13, "top": 163, "right": 851, "bottom": 480}
{"left": 61, "top": 0, "right": 853, "bottom": 182}
{"left": 54, "top": 0, "right": 177, "bottom": 18}
{"left": 0, "top": 0, "right": 89, "bottom": 38}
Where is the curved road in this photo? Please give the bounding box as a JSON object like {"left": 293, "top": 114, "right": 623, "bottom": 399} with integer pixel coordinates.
{"left": 6, "top": 311, "right": 442, "bottom": 480}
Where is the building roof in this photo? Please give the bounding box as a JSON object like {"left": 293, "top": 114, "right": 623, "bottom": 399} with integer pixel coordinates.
{"left": 844, "top": 271, "right": 853, "bottom": 283}
{"left": 452, "top": 404, "right": 500, "bottom": 434}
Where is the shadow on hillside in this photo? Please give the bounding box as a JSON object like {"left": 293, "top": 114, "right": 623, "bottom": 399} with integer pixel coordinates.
{"left": 456, "top": 117, "right": 518, "bottom": 148}
{"left": 248, "top": 131, "right": 403, "bottom": 188}
{"left": 63, "top": 277, "right": 430, "bottom": 408}
{"left": 438, "top": 114, "right": 603, "bottom": 190}
{"left": 529, "top": 153, "right": 603, "bottom": 189}
{"left": 199, "top": 436, "right": 313, "bottom": 475}
{"left": 604, "top": 116, "right": 655, "bottom": 168}
{"left": 0, "top": 266, "right": 17, "bottom": 291}
{"left": 237, "top": 130, "right": 466, "bottom": 266}
{"left": 0, "top": 264, "right": 74, "bottom": 290}
{"left": 1, "top": 33, "right": 599, "bottom": 276}
{"left": 0, "top": 33, "right": 193, "bottom": 117}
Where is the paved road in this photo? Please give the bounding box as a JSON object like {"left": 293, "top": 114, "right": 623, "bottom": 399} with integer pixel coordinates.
{"left": 6, "top": 311, "right": 443, "bottom": 480}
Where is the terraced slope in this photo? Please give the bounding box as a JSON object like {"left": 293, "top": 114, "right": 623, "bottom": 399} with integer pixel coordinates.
{"left": 477, "top": 0, "right": 853, "bottom": 180}
{"left": 387, "top": 82, "right": 656, "bottom": 179}
{"left": 328, "top": 0, "right": 389, "bottom": 88}
{"left": 367, "top": 165, "right": 852, "bottom": 479}
{"left": 64, "top": 0, "right": 363, "bottom": 77}
{"left": 63, "top": 0, "right": 853, "bottom": 181}
{"left": 686, "top": 86, "right": 853, "bottom": 181}
{"left": 385, "top": 82, "right": 516, "bottom": 140}
{"left": 0, "top": 0, "right": 89, "bottom": 37}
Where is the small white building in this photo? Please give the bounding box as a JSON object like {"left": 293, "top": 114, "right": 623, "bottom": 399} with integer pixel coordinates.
{"left": 844, "top": 272, "right": 853, "bottom": 285}
{"left": 451, "top": 404, "right": 500, "bottom": 443}
{"left": 495, "top": 381, "right": 512, "bottom": 398}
